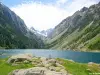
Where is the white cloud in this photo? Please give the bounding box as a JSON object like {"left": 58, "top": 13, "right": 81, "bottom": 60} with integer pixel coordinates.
{"left": 11, "top": 0, "right": 99, "bottom": 31}
{"left": 66, "top": 0, "right": 99, "bottom": 15}
{"left": 11, "top": 2, "right": 68, "bottom": 31}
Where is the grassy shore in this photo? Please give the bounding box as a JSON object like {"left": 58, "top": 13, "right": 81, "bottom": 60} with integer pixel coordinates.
{"left": 0, "top": 58, "right": 100, "bottom": 75}
{"left": 0, "top": 58, "right": 34, "bottom": 75}
{"left": 57, "top": 58, "right": 100, "bottom": 75}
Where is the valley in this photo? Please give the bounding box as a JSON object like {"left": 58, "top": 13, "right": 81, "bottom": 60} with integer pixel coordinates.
{"left": 0, "top": 1, "right": 100, "bottom": 75}
{"left": 0, "top": 2, "right": 100, "bottom": 52}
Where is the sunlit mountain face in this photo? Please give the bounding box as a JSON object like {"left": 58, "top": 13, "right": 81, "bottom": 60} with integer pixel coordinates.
{"left": 45, "top": 2, "right": 100, "bottom": 51}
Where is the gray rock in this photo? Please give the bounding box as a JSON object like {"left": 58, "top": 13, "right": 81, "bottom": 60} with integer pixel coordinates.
{"left": 8, "top": 55, "right": 71, "bottom": 75}
{"left": 7, "top": 54, "right": 33, "bottom": 64}
{"left": 9, "top": 67, "right": 69, "bottom": 75}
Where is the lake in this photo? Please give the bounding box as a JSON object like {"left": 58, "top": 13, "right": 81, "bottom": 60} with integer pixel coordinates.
{"left": 0, "top": 49, "right": 100, "bottom": 63}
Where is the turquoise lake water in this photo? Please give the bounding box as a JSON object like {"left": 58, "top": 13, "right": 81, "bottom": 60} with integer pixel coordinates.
{"left": 0, "top": 49, "right": 100, "bottom": 63}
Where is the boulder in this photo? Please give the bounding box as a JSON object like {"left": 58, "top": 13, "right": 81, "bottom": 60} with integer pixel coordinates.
{"left": 40, "top": 58, "right": 57, "bottom": 66}
{"left": 47, "top": 59, "right": 57, "bottom": 64}
{"left": 88, "top": 62, "right": 94, "bottom": 65}
{"left": 8, "top": 55, "right": 71, "bottom": 75}
{"left": 40, "top": 57, "right": 48, "bottom": 65}
{"left": 9, "top": 67, "right": 69, "bottom": 75}
{"left": 49, "top": 66, "right": 56, "bottom": 71}
{"left": 7, "top": 54, "right": 33, "bottom": 64}
{"left": 32, "top": 57, "right": 42, "bottom": 65}
{"left": 68, "top": 60, "right": 74, "bottom": 62}
{"left": 45, "top": 70, "right": 67, "bottom": 75}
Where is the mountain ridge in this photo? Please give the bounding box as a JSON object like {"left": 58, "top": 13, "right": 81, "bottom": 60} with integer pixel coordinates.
{"left": 46, "top": 2, "right": 100, "bottom": 51}
{"left": 0, "top": 3, "right": 44, "bottom": 49}
{"left": 0, "top": 2, "right": 100, "bottom": 51}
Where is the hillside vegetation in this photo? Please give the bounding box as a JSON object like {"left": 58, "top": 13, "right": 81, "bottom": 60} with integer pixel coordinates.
{"left": 0, "top": 3, "right": 44, "bottom": 49}
{"left": 46, "top": 2, "right": 100, "bottom": 51}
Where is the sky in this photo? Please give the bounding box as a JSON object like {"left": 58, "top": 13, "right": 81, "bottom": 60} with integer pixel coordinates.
{"left": 1, "top": 0, "right": 100, "bottom": 31}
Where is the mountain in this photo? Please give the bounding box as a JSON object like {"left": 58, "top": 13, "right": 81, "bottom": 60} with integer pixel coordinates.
{"left": 30, "top": 27, "right": 54, "bottom": 40}
{"left": 46, "top": 2, "right": 100, "bottom": 51}
{"left": 30, "top": 27, "right": 47, "bottom": 41}
{"left": 30, "top": 27, "right": 47, "bottom": 37}
{"left": 0, "top": 3, "right": 44, "bottom": 49}
{"left": 40, "top": 28, "right": 54, "bottom": 38}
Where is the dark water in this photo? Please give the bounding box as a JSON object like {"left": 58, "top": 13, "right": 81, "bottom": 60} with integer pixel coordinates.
{"left": 0, "top": 49, "right": 100, "bottom": 63}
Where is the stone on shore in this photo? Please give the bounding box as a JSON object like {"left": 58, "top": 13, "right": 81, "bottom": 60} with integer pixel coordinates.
{"left": 9, "top": 67, "right": 68, "bottom": 75}
{"left": 7, "top": 54, "right": 33, "bottom": 64}
{"left": 8, "top": 54, "right": 71, "bottom": 75}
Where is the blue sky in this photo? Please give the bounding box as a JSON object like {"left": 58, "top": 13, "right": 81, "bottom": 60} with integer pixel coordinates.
{"left": 2, "top": 0, "right": 24, "bottom": 7}
{"left": 1, "top": 0, "right": 100, "bottom": 31}
{"left": 2, "top": 0, "right": 57, "bottom": 7}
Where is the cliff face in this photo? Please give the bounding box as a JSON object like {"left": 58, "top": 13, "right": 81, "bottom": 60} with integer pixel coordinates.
{"left": 47, "top": 2, "right": 100, "bottom": 51}
{"left": 0, "top": 3, "right": 27, "bottom": 34}
{"left": 0, "top": 3, "right": 44, "bottom": 49}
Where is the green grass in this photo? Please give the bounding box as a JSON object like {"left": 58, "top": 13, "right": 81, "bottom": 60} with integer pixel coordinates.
{"left": 0, "top": 59, "right": 34, "bottom": 75}
{"left": 0, "top": 58, "right": 100, "bottom": 75}
{"left": 57, "top": 58, "right": 100, "bottom": 75}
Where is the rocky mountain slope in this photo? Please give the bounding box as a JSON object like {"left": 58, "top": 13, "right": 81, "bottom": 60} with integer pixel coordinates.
{"left": 40, "top": 28, "right": 54, "bottom": 38}
{"left": 30, "top": 27, "right": 53, "bottom": 37}
{"left": 0, "top": 3, "right": 44, "bottom": 49}
{"left": 46, "top": 2, "right": 100, "bottom": 51}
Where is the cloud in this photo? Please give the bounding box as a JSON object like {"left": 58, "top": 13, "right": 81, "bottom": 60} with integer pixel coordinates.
{"left": 11, "top": 2, "right": 68, "bottom": 31}
{"left": 11, "top": 0, "right": 99, "bottom": 31}
{"left": 66, "top": 0, "right": 99, "bottom": 15}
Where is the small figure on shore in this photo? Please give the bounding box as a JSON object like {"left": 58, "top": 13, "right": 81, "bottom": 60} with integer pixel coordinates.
{"left": 49, "top": 54, "right": 52, "bottom": 59}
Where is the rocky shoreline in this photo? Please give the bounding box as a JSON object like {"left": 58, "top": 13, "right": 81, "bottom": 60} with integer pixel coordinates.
{"left": 7, "top": 54, "right": 71, "bottom": 75}
{"left": 0, "top": 54, "right": 100, "bottom": 75}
